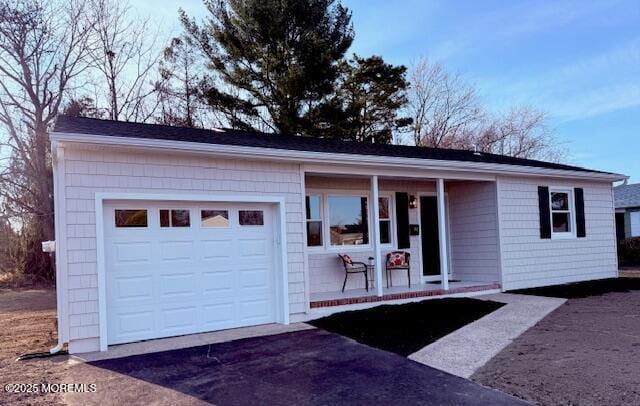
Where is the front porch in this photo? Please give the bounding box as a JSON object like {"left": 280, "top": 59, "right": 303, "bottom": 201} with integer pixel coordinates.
{"left": 303, "top": 170, "right": 502, "bottom": 309}
{"left": 310, "top": 280, "right": 501, "bottom": 308}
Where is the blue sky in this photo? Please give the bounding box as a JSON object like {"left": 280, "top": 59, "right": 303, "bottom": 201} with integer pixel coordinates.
{"left": 136, "top": 0, "right": 640, "bottom": 181}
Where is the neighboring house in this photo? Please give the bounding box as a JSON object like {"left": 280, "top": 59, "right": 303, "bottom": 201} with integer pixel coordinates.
{"left": 614, "top": 183, "right": 640, "bottom": 240}
{"left": 50, "top": 115, "right": 625, "bottom": 354}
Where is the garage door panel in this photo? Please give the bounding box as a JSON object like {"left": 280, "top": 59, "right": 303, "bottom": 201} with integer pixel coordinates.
{"left": 109, "top": 274, "right": 154, "bottom": 303}
{"left": 159, "top": 240, "right": 196, "bottom": 262}
{"left": 108, "top": 307, "right": 156, "bottom": 343}
{"left": 158, "top": 271, "right": 199, "bottom": 299}
{"left": 238, "top": 238, "right": 268, "bottom": 257}
{"left": 112, "top": 241, "right": 152, "bottom": 264}
{"left": 201, "top": 270, "right": 235, "bottom": 295}
{"left": 238, "top": 299, "right": 273, "bottom": 323}
{"left": 238, "top": 267, "right": 270, "bottom": 289}
{"left": 105, "top": 201, "right": 278, "bottom": 345}
{"left": 159, "top": 305, "right": 199, "bottom": 332}
{"left": 201, "top": 239, "right": 233, "bottom": 260}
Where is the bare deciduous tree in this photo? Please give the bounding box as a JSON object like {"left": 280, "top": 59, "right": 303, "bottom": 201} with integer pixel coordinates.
{"left": 476, "top": 106, "right": 565, "bottom": 161}
{"left": 408, "top": 57, "right": 483, "bottom": 148}
{"left": 0, "top": 0, "right": 92, "bottom": 279}
{"left": 87, "top": 0, "right": 161, "bottom": 122}
{"left": 407, "top": 57, "right": 564, "bottom": 161}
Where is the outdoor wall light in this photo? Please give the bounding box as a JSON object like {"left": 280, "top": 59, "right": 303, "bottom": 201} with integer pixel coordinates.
{"left": 409, "top": 195, "right": 417, "bottom": 209}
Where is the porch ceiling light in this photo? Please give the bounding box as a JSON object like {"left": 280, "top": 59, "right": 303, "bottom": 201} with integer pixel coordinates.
{"left": 409, "top": 195, "right": 417, "bottom": 209}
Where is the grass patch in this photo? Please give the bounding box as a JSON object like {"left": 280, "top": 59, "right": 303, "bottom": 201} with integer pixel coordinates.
{"left": 308, "top": 298, "right": 505, "bottom": 356}
{"left": 509, "top": 277, "right": 640, "bottom": 299}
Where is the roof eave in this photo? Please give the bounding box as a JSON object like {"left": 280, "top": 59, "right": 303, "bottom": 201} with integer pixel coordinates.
{"left": 50, "top": 131, "right": 628, "bottom": 182}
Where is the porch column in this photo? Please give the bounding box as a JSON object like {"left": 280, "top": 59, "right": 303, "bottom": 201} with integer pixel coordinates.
{"left": 436, "top": 178, "right": 450, "bottom": 290}
{"left": 371, "top": 175, "right": 384, "bottom": 297}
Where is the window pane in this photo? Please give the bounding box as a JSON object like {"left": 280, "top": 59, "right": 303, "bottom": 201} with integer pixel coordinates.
{"left": 201, "top": 210, "right": 229, "bottom": 227}
{"left": 306, "top": 195, "right": 321, "bottom": 220}
{"left": 380, "top": 220, "right": 390, "bottom": 244}
{"left": 171, "top": 210, "right": 190, "bottom": 227}
{"left": 159, "top": 209, "right": 170, "bottom": 227}
{"left": 115, "top": 210, "right": 148, "bottom": 228}
{"left": 551, "top": 192, "right": 569, "bottom": 210}
{"left": 329, "top": 196, "right": 369, "bottom": 245}
{"left": 379, "top": 197, "right": 390, "bottom": 219}
{"left": 553, "top": 212, "right": 570, "bottom": 232}
{"left": 239, "top": 210, "right": 264, "bottom": 225}
{"left": 306, "top": 221, "right": 323, "bottom": 246}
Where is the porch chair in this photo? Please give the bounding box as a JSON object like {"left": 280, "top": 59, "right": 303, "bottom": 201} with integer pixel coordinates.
{"left": 337, "top": 254, "right": 369, "bottom": 293}
{"left": 385, "top": 251, "right": 411, "bottom": 288}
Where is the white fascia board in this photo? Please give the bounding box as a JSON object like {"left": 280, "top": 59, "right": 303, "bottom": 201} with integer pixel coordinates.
{"left": 49, "top": 131, "right": 627, "bottom": 182}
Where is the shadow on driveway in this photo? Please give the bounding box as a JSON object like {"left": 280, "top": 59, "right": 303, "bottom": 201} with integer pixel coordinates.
{"left": 79, "top": 329, "right": 527, "bottom": 405}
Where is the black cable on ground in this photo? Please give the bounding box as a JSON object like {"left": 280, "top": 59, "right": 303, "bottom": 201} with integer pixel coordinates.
{"left": 16, "top": 350, "right": 69, "bottom": 361}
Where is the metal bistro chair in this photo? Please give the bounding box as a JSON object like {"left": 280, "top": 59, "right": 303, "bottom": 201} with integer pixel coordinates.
{"left": 337, "top": 254, "right": 369, "bottom": 292}
{"left": 385, "top": 251, "right": 411, "bottom": 288}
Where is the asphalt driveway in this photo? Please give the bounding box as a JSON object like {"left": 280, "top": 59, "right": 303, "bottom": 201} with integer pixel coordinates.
{"left": 68, "top": 328, "right": 527, "bottom": 405}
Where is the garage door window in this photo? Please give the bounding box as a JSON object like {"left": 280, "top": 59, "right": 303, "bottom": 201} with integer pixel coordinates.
{"left": 201, "top": 210, "right": 229, "bottom": 228}
{"left": 239, "top": 210, "right": 264, "bottom": 226}
{"left": 115, "top": 209, "right": 148, "bottom": 228}
{"left": 160, "top": 209, "right": 191, "bottom": 227}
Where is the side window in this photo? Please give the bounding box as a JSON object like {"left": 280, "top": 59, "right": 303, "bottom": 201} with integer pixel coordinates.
{"left": 115, "top": 209, "right": 148, "bottom": 228}
{"left": 239, "top": 210, "right": 264, "bottom": 226}
{"left": 160, "top": 209, "right": 191, "bottom": 228}
{"left": 379, "top": 196, "right": 392, "bottom": 245}
{"left": 201, "top": 210, "right": 229, "bottom": 228}
{"left": 550, "top": 191, "right": 572, "bottom": 235}
{"left": 305, "top": 195, "right": 323, "bottom": 247}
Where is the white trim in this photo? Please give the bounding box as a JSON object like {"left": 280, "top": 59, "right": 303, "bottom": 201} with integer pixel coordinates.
{"left": 304, "top": 188, "right": 397, "bottom": 253}
{"left": 300, "top": 166, "right": 311, "bottom": 313}
{"left": 371, "top": 176, "right": 383, "bottom": 297}
{"left": 52, "top": 143, "right": 69, "bottom": 347}
{"left": 495, "top": 177, "right": 505, "bottom": 289}
{"left": 94, "top": 192, "right": 290, "bottom": 351}
{"left": 50, "top": 131, "right": 626, "bottom": 182}
{"left": 549, "top": 188, "right": 577, "bottom": 240}
{"left": 377, "top": 193, "right": 395, "bottom": 249}
{"left": 437, "top": 179, "right": 450, "bottom": 290}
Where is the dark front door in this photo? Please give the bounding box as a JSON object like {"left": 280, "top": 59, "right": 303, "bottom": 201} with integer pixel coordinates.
{"left": 420, "top": 196, "right": 441, "bottom": 276}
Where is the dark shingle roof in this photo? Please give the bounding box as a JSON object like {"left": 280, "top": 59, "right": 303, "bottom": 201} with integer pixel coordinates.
{"left": 615, "top": 183, "right": 640, "bottom": 208}
{"left": 53, "top": 115, "right": 614, "bottom": 175}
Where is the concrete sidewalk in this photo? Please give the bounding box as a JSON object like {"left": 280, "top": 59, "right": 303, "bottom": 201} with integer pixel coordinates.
{"left": 408, "top": 293, "right": 566, "bottom": 378}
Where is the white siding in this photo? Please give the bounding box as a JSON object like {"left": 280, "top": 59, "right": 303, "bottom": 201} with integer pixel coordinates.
{"left": 498, "top": 176, "right": 617, "bottom": 290}
{"left": 62, "top": 146, "right": 305, "bottom": 353}
{"left": 448, "top": 181, "right": 500, "bottom": 283}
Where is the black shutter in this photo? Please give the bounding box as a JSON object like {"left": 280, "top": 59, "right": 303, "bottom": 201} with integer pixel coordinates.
{"left": 538, "top": 186, "right": 551, "bottom": 239}
{"left": 575, "top": 187, "right": 586, "bottom": 238}
{"left": 395, "top": 192, "right": 410, "bottom": 249}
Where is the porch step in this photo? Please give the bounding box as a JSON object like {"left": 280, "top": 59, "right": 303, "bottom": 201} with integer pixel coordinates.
{"left": 310, "top": 283, "right": 501, "bottom": 308}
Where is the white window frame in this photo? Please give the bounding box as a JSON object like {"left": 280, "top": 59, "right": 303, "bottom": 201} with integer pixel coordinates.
{"left": 305, "top": 189, "right": 398, "bottom": 251}
{"left": 326, "top": 193, "right": 371, "bottom": 250}
{"left": 378, "top": 194, "right": 394, "bottom": 248}
{"left": 305, "top": 194, "right": 324, "bottom": 248}
{"left": 549, "top": 188, "right": 577, "bottom": 239}
{"left": 159, "top": 208, "right": 192, "bottom": 228}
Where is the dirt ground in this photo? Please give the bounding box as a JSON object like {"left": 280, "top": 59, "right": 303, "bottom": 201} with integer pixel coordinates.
{"left": 0, "top": 288, "right": 67, "bottom": 405}
{"left": 473, "top": 290, "right": 640, "bottom": 406}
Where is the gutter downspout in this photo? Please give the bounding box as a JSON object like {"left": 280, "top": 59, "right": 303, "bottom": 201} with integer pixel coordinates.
{"left": 50, "top": 142, "right": 67, "bottom": 354}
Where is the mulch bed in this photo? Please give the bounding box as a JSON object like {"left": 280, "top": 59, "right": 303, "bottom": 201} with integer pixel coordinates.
{"left": 309, "top": 298, "right": 505, "bottom": 356}
{"left": 508, "top": 277, "right": 640, "bottom": 299}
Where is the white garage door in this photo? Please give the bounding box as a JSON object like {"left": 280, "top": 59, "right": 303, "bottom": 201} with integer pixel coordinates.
{"left": 104, "top": 201, "right": 278, "bottom": 345}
